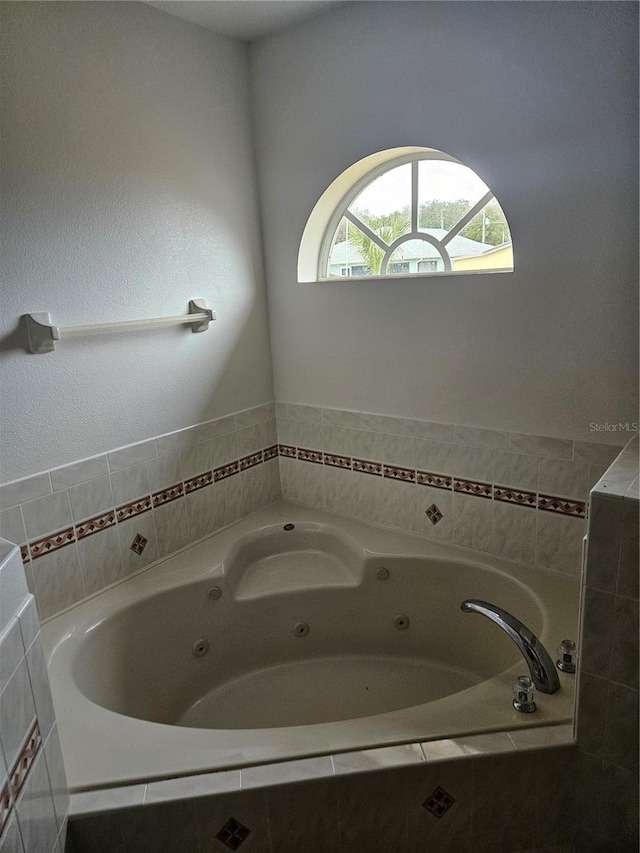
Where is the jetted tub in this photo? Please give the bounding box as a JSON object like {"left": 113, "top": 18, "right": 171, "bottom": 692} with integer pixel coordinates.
{"left": 43, "top": 501, "right": 579, "bottom": 792}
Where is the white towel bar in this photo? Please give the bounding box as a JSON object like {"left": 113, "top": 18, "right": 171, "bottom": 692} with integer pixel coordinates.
{"left": 24, "top": 300, "right": 215, "bottom": 354}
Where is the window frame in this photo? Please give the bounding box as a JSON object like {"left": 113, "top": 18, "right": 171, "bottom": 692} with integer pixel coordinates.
{"left": 316, "top": 149, "right": 511, "bottom": 282}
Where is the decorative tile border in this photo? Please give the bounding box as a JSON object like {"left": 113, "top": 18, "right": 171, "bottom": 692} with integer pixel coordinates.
{"left": 239, "top": 452, "right": 263, "bottom": 471}
{"left": 0, "top": 779, "right": 11, "bottom": 838}
{"left": 297, "top": 448, "right": 323, "bottom": 464}
{"left": 10, "top": 720, "right": 42, "bottom": 802}
{"left": 17, "top": 438, "right": 586, "bottom": 569}
{"left": 353, "top": 459, "right": 382, "bottom": 476}
{"left": 324, "top": 453, "right": 351, "bottom": 469}
{"left": 277, "top": 444, "right": 296, "bottom": 458}
{"left": 214, "top": 461, "right": 239, "bottom": 482}
{"left": 20, "top": 445, "right": 278, "bottom": 564}
{"left": 1, "top": 719, "right": 42, "bottom": 837}
{"left": 152, "top": 483, "right": 184, "bottom": 508}
{"left": 281, "top": 446, "right": 586, "bottom": 517}
{"left": 116, "top": 497, "right": 153, "bottom": 523}
{"left": 494, "top": 486, "right": 537, "bottom": 508}
{"left": 75, "top": 510, "right": 117, "bottom": 540}
{"left": 184, "top": 472, "right": 213, "bottom": 493}
{"left": 453, "top": 478, "right": 492, "bottom": 499}
{"left": 416, "top": 471, "right": 452, "bottom": 490}
{"left": 538, "top": 495, "right": 586, "bottom": 517}
{"left": 384, "top": 465, "right": 416, "bottom": 483}
{"left": 29, "top": 527, "right": 76, "bottom": 560}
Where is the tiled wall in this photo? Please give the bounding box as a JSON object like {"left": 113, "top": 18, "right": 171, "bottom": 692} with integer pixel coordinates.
{"left": 0, "top": 542, "right": 69, "bottom": 853}
{"left": 0, "top": 404, "right": 281, "bottom": 621}
{"left": 67, "top": 734, "right": 577, "bottom": 853}
{"left": 276, "top": 403, "right": 623, "bottom": 576}
{"left": 2, "top": 398, "right": 625, "bottom": 623}
{"left": 574, "top": 433, "right": 639, "bottom": 852}
{"left": 62, "top": 432, "right": 637, "bottom": 853}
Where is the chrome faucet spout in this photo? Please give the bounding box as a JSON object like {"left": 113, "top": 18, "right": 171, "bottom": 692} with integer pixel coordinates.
{"left": 460, "top": 599, "right": 560, "bottom": 694}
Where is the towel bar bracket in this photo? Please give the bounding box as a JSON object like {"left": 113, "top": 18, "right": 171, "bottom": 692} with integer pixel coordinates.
{"left": 25, "top": 312, "right": 59, "bottom": 355}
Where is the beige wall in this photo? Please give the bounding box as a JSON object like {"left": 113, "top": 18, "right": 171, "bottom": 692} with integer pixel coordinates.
{"left": 251, "top": 1, "right": 638, "bottom": 441}
{"left": 0, "top": 2, "right": 274, "bottom": 482}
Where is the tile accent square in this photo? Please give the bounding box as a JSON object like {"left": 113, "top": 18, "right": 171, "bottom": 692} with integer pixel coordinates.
{"left": 423, "top": 786, "right": 456, "bottom": 818}
{"left": 130, "top": 534, "right": 147, "bottom": 555}
{"left": 215, "top": 817, "right": 251, "bottom": 850}
{"left": 426, "top": 504, "right": 443, "bottom": 525}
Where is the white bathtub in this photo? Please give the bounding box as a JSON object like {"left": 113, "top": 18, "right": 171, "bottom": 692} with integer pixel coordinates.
{"left": 43, "top": 501, "right": 578, "bottom": 792}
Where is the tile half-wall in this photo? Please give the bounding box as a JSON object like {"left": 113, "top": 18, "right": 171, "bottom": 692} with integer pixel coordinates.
{"left": 0, "top": 543, "right": 69, "bottom": 853}
{"left": 0, "top": 404, "right": 281, "bottom": 621}
{"left": 276, "top": 403, "right": 624, "bottom": 576}
{"left": 0, "top": 400, "right": 628, "bottom": 622}
{"left": 67, "top": 732, "right": 577, "bottom": 853}
{"left": 574, "top": 433, "right": 639, "bottom": 851}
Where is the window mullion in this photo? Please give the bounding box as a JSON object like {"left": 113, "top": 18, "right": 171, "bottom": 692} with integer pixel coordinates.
{"left": 441, "top": 191, "right": 493, "bottom": 247}
{"left": 411, "top": 160, "right": 418, "bottom": 233}
{"left": 345, "top": 210, "right": 389, "bottom": 252}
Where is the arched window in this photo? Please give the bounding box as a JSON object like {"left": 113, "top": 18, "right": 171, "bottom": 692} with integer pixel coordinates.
{"left": 298, "top": 147, "right": 513, "bottom": 282}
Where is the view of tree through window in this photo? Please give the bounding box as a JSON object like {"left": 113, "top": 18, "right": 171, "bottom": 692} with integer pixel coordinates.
{"left": 325, "top": 155, "right": 513, "bottom": 278}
